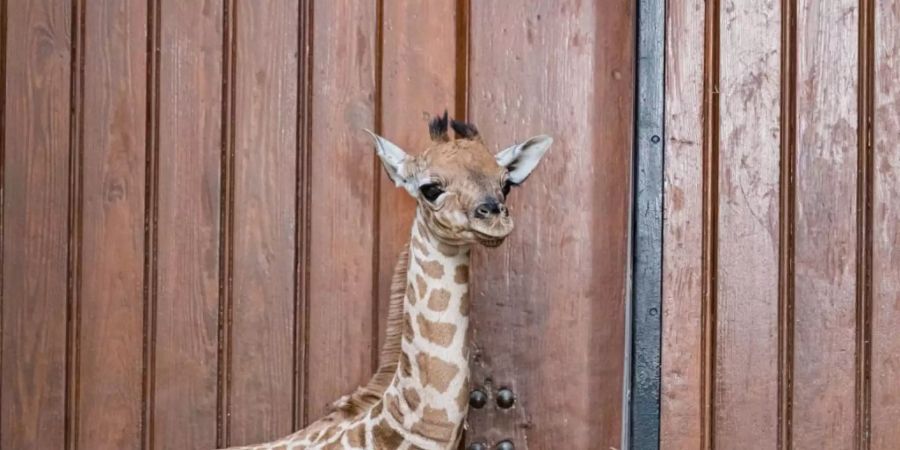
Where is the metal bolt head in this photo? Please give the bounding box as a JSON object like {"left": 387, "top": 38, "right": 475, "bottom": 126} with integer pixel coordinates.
{"left": 496, "top": 388, "right": 515, "bottom": 409}
{"left": 469, "top": 388, "right": 488, "bottom": 409}
{"left": 495, "top": 440, "right": 515, "bottom": 450}
{"left": 467, "top": 442, "right": 488, "bottom": 450}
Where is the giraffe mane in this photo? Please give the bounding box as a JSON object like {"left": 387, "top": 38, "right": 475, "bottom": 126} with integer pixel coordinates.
{"left": 330, "top": 246, "right": 409, "bottom": 415}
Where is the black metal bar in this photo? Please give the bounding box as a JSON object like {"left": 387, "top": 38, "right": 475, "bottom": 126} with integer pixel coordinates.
{"left": 630, "top": 0, "right": 665, "bottom": 447}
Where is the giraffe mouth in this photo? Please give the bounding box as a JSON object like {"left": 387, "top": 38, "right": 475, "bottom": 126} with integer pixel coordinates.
{"left": 472, "top": 230, "right": 508, "bottom": 247}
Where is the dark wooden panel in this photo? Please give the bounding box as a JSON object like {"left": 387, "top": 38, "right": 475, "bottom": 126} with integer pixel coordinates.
{"left": 377, "top": 0, "right": 458, "bottom": 359}
{"left": 660, "top": 0, "right": 705, "bottom": 446}
{"left": 305, "top": 0, "right": 377, "bottom": 419}
{"left": 466, "top": 1, "right": 634, "bottom": 447}
{"left": 713, "top": 0, "right": 781, "bottom": 447}
{"left": 228, "top": 0, "right": 298, "bottom": 444}
{"left": 153, "top": 0, "right": 223, "bottom": 448}
{"left": 871, "top": 0, "right": 899, "bottom": 446}
{"left": 76, "top": 1, "right": 147, "bottom": 448}
{"left": 0, "top": 1, "right": 72, "bottom": 448}
{"left": 792, "top": 0, "right": 859, "bottom": 447}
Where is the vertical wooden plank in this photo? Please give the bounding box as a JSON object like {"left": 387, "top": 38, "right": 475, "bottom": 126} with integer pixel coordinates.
{"left": 466, "top": 1, "right": 634, "bottom": 447}
{"left": 153, "top": 0, "right": 222, "bottom": 448}
{"left": 228, "top": 0, "right": 298, "bottom": 444}
{"left": 713, "top": 0, "right": 781, "bottom": 447}
{"left": 870, "top": 0, "right": 899, "bottom": 447}
{"left": 76, "top": 1, "right": 147, "bottom": 448}
{"left": 660, "top": 0, "right": 705, "bottom": 446}
{"left": 305, "top": 0, "right": 377, "bottom": 419}
{"left": 0, "top": 1, "right": 71, "bottom": 448}
{"left": 377, "top": 0, "right": 458, "bottom": 360}
{"left": 792, "top": 0, "right": 859, "bottom": 447}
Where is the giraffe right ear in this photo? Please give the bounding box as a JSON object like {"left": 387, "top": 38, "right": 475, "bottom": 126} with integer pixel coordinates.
{"left": 364, "top": 130, "right": 418, "bottom": 194}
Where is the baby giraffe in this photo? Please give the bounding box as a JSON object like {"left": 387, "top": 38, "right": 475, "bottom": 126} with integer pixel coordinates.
{"left": 222, "top": 112, "right": 551, "bottom": 450}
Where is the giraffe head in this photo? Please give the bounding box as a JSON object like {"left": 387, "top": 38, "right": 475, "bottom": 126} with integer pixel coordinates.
{"left": 368, "top": 111, "right": 552, "bottom": 248}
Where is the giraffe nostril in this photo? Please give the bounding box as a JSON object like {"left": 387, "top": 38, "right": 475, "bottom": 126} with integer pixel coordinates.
{"left": 474, "top": 200, "right": 502, "bottom": 219}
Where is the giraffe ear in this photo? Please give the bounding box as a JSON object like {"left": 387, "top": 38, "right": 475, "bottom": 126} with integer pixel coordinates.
{"left": 364, "top": 129, "right": 417, "bottom": 194}
{"left": 495, "top": 135, "right": 553, "bottom": 184}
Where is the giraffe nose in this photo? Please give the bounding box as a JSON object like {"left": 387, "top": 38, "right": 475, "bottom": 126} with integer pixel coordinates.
{"left": 474, "top": 199, "right": 506, "bottom": 219}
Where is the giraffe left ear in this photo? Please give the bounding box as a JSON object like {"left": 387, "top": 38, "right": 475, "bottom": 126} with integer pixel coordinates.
{"left": 364, "top": 129, "right": 417, "bottom": 194}
{"left": 495, "top": 135, "right": 553, "bottom": 184}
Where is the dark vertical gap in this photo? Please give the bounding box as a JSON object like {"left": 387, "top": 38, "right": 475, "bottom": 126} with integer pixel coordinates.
{"left": 454, "top": 0, "right": 470, "bottom": 121}
{"left": 216, "top": 0, "right": 237, "bottom": 445}
{"left": 292, "top": 0, "right": 314, "bottom": 431}
{"left": 629, "top": 0, "right": 666, "bottom": 447}
{"left": 855, "top": 0, "right": 875, "bottom": 446}
{"left": 141, "top": 0, "right": 162, "bottom": 448}
{"left": 370, "top": 0, "right": 384, "bottom": 375}
{"left": 0, "top": 0, "right": 6, "bottom": 439}
{"left": 64, "top": 0, "right": 85, "bottom": 448}
{"left": 777, "top": 0, "right": 797, "bottom": 448}
{"left": 700, "top": 0, "right": 720, "bottom": 447}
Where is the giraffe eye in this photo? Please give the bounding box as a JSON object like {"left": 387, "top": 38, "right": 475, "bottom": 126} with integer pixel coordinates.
{"left": 419, "top": 183, "right": 444, "bottom": 202}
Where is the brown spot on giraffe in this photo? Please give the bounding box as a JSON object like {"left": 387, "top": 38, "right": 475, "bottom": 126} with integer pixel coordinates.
{"left": 372, "top": 420, "right": 405, "bottom": 448}
{"left": 459, "top": 292, "right": 470, "bottom": 316}
{"left": 384, "top": 393, "right": 404, "bottom": 424}
{"left": 416, "top": 315, "right": 457, "bottom": 347}
{"left": 416, "top": 353, "right": 460, "bottom": 392}
{"left": 400, "top": 352, "right": 412, "bottom": 377}
{"left": 455, "top": 380, "right": 470, "bottom": 411}
{"left": 411, "top": 406, "right": 456, "bottom": 442}
{"left": 402, "top": 386, "right": 421, "bottom": 411}
{"left": 416, "top": 256, "right": 445, "bottom": 279}
{"left": 403, "top": 312, "right": 414, "bottom": 341}
{"left": 426, "top": 288, "right": 452, "bottom": 311}
{"left": 346, "top": 423, "right": 366, "bottom": 447}
{"left": 437, "top": 241, "right": 459, "bottom": 257}
{"left": 454, "top": 264, "right": 468, "bottom": 284}
{"left": 405, "top": 284, "right": 416, "bottom": 306}
{"left": 415, "top": 274, "right": 428, "bottom": 298}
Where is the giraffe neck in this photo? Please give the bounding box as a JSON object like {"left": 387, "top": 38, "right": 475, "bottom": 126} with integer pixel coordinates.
{"left": 378, "top": 209, "right": 471, "bottom": 449}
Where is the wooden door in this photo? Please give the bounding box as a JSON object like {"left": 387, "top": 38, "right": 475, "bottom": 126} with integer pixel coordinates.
{"left": 0, "top": 1, "right": 634, "bottom": 449}
{"left": 661, "top": 0, "right": 900, "bottom": 448}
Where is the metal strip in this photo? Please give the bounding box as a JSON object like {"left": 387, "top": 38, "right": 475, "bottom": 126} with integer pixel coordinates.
{"left": 629, "top": 0, "right": 666, "bottom": 447}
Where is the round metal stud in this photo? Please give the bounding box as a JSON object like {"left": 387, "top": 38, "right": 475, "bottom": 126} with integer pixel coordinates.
{"left": 469, "top": 388, "right": 488, "bottom": 409}
{"left": 496, "top": 387, "right": 515, "bottom": 409}
{"left": 495, "top": 440, "right": 515, "bottom": 450}
{"left": 467, "top": 442, "right": 488, "bottom": 450}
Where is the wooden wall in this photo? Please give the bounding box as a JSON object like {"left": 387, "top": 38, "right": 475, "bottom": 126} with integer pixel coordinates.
{"left": 0, "top": 1, "right": 634, "bottom": 449}
{"left": 661, "top": 0, "right": 898, "bottom": 448}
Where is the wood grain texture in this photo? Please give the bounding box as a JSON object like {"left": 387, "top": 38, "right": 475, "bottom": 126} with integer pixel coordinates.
{"left": 792, "top": 0, "right": 859, "bottom": 447}
{"left": 76, "top": 1, "right": 147, "bottom": 448}
{"left": 377, "top": 0, "right": 458, "bottom": 361}
{"left": 466, "top": 1, "right": 633, "bottom": 447}
{"left": 871, "top": 0, "right": 900, "bottom": 447}
{"left": 714, "top": 0, "right": 781, "bottom": 447}
{"left": 305, "top": 0, "right": 377, "bottom": 420}
{"left": 228, "top": 0, "right": 298, "bottom": 444}
{"left": 660, "top": 0, "right": 705, "bottom": 446}
{"left": 153, "top": 0, "right": 222, "bottom": 448}
{"left": 0, "top": 1, "right": 72, "bottom": 448}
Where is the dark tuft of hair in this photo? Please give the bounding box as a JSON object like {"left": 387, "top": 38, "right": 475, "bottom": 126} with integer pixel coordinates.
{"left": 450, "top": 119, "right": 480, "bottom": 139}
{"left": 428, "top": 110, "right": 450, "bottom": 142}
